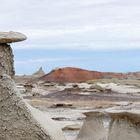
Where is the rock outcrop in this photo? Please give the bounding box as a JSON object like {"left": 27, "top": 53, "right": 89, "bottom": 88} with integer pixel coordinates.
{"left": 41, "top": 67, "right": 103, "bottom": 83}
{"left": 0, "top": 44, "right": 15, "bottom": 78}
{"left": 108, "top": 111, "right": 140, "bottom": 140}
{"left": 0, "top": 74, "right": 65, "bottom": 140}
{"left": 40, "top": 67, "right": 128, "bottom": 83}
{"left": 77, "top": 109, "right": 140, "bottom": 140}
{"left": 15, "top": 67, "right": 45, "bottom": 85}
{"left": 32, "top": 67, "right": 45, "bottom": 77}
{"left": 76, "top": 111, "right": 107, "bottom": 140}
{"left": 0, "top": 31, "right": 65, "bottom": 140}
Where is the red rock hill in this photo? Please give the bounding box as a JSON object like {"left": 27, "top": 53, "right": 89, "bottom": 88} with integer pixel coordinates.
{"left": 41, "top": 67, "right": 128, "bottom": 83}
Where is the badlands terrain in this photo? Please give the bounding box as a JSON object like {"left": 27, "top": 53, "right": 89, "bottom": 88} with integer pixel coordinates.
{"left": 15, "top": 67, "right": 140, "bottom": 140}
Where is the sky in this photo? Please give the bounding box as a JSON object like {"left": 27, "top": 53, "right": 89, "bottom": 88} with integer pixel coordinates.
{"left": 1, "top": 0, "right": 140, "bottom": 74}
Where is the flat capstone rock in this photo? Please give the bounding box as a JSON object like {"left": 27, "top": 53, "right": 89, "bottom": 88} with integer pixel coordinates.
{"left": 0, "top": 31, "right": 27, "bottom": 43}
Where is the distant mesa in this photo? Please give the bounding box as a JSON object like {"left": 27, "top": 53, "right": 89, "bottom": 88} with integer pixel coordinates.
{"left": 0, "top": 31, "right": 27, "bottom": 43}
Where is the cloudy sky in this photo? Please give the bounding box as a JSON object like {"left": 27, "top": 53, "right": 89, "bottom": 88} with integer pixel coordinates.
{"left": 1, "top": 0, "right": 140, "bottom": 74}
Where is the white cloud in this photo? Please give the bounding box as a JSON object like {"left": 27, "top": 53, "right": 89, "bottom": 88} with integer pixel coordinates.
{"left": 1, "top": 0, "right": 140, "bottom": 50}
{"left": 12, "top": 23, "right": 140, "bottom": 50}
{"left": 15, "top": 56, "right": 93, "bottom": 65}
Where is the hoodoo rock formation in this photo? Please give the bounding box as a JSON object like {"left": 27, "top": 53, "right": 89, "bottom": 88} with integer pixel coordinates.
{"left": 77, "top": 110, "right": 140, "bottom": 140}
{"left": 76, "top": 111, "right": 107, "bottom": 140}
{"left": 0, "top": 32, "right": 65, "bottom": 140}
{"left": 0, "top": 32, "right": 26, "bottom": 78}
{"left": 108, "top": 111, "right": 140, "bottom": 140}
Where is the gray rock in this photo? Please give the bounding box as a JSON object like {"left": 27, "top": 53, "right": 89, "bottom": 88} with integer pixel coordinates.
{"left": 76, "top": 111, "right": 107, "bottom": 140}
{"left": 0, "top": 35, "right": 66, "bottom": 140}
{"left": 0, "top": 31, "right": 27, "bottom": 43}
{"left": 108, "top": 111, "right": 140, "bottom": 140}
{"left": 77, "top": 109, "right": 140, "bottom": 140}
{"left": 0, "top": 44, "right": 15, "bottom": 78}
{"left": 0, "top": 74, "right": 66, "bottom": 140}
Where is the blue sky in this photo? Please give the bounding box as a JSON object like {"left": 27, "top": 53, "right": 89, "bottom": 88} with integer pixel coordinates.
{"left": 1, "top": 0, "right": 140, "bottom": 74}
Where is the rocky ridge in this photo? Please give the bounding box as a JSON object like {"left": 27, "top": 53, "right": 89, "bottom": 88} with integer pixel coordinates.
{"left": 40, "top": 67, "right": 131, "bottom": 83}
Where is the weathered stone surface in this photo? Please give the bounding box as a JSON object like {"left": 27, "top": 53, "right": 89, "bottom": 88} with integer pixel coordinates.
{"left": 76, "top": 111, "right": 107, "bottom": 140}
{"left": 0, "top": 44, "right": 15, "bottom": 78}
{"left": 108, "top": 111, "right": 140, "bottom": 140}
{"left": 79, "top": 110, "right": 140, "bottom": 140}
{"left": 0, "top": 31, "right": 27, "bottom": 43}
{"left": 0, "top": 74, "right": 66, "bottom": 140}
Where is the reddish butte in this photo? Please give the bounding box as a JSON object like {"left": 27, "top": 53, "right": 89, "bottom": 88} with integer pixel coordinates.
{"left": 41, "top": 67, "right": 128, "bottom": 83}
